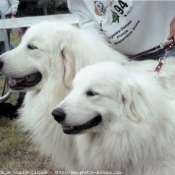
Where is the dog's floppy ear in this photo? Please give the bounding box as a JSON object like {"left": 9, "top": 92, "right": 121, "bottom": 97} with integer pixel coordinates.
{"left": 62, "top": 48, "right": 75, "bottom": 88}
{"left": 122, "top": 96, "right": 140, "bottom": 122}
{"left": 122, "top": 79, "right": 150, "bottom": 122}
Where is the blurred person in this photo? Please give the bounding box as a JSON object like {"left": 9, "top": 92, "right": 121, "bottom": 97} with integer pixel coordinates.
{"left": 67, "top": 0, "right": 175, "bottom": 60}
{"left": 0, "top": 0, "right": 19, "bottom": 18}
{"left": 0, "top": 0, "right": 20, "bottom": 54}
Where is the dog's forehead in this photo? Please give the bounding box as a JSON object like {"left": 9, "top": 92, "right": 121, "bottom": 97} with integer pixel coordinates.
{"left": 29, "top": 21, "right": 56, "bottom": 31}
{"left": 22, "top": 21, "right": 75, "bottom": 44}
{"left": 76, "top": 62, "right": 127, "bottom": 79}
{"left": 25, "top": 21, "right": 73, "bottom": 34}
{"left": 24, "top": 24, "right": 52, "bottom": 39}
{"left": 73, "top": 62, "right": 128, "bottom": 87}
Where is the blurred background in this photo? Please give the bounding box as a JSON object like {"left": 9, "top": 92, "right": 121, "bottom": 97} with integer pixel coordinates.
{"left": 18, "top": 0, "right": 69, "bottom": 17}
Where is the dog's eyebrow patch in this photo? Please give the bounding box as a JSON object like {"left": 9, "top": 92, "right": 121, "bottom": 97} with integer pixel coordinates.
{"left": 27, "top": 44, "right": 38, "bottom": 50}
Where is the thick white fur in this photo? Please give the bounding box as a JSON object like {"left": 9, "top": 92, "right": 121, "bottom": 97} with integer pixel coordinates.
{"left": 0, "top": 21, "right": 175, "bottom": 174}
{"left": 56, "top": 62, "right": 175, "bottom": 175}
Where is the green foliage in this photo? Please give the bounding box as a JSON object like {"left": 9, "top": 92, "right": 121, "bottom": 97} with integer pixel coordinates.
{"left": 18, "top": 0, "right": 69, "bottom": 17}
{"left": 18, "top": 1, "right": 43, "bottom": 17}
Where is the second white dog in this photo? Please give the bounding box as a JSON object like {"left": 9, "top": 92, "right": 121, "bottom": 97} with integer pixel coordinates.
{"left": 52, "top": 62, "right": 175, "bottom": 175}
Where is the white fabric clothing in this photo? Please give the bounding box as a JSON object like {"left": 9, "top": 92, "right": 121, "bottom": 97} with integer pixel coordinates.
{"left": 68, "top": 0, "right": 175, "bottom": 55}
{"left": 0, "top": 0, "right": 19, "bottom": 15}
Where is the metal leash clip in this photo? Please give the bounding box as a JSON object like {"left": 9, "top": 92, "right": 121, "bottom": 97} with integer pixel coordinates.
{"left": 154, "top": 40, "right": 175, "bottom": 72}
{"left": 159, "top": 39, "right": 174, "bottom": 50}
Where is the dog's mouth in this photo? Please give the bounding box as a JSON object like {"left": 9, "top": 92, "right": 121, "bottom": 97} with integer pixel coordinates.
{"left": 8, "top": 72, "right": 42, "bottom": 90}
{"left": 62, "top": 115, "right": 102, "bottom": 135}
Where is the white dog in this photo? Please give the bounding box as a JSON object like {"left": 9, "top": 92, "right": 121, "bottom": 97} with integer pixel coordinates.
{"left": 53, "top": 62, "right": 175, "bottom": 175}
{"left": 0, "top": 21, "right": 175, "bottom": 173}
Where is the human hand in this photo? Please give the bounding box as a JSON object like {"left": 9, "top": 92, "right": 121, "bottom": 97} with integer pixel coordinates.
{"left": 168, "top": 17, "right": 175, "bottom": 41}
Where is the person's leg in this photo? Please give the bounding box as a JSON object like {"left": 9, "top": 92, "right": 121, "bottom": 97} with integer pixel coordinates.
{"left": 0, "top": 41, "right": 5, "bottom": 55}
{"left": 5, "top": 15, "right": 13, "bottom": 51}
{"left": 10, "top": 43, "right": 14, "bottom": 50}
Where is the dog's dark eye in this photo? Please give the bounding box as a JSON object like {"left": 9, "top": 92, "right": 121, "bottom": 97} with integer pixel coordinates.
{"left": 27, "top": 44, "right": 38, "bottom": 50}
{"left": 86, "top": 90, "right": 98, "bottom": 97}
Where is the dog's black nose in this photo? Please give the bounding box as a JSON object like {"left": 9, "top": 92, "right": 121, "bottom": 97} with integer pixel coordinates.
{"left": 52, "top": 108, "right": 66, "bottom": 123}
{"left": 0, "top": 61, "right": 3, "bottom": 69}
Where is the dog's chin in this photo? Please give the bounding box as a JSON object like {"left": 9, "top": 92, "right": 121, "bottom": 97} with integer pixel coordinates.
{"left": 61, "top": 115, "right": 102, "bottom": 135}
{"left": 7, "top": 72, "right": 42, "bottom": 91}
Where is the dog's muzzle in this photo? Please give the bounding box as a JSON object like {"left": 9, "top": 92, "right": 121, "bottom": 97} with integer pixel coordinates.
{"left": 7, "top": 72, "right": 42, "bottom": 90}
{"left": 52, "top": 108, "right": 102, "bottom": 135}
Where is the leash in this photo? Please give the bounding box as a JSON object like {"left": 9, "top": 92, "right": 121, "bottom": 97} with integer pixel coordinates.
{"left": 129, "top": 39, "right": 174, "bottom": 60}
{"left": 128, "top": 39, "right": 175, "bottom": 72}
{"left": 154, "top": 41, "right": 175, "bottom": 72}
